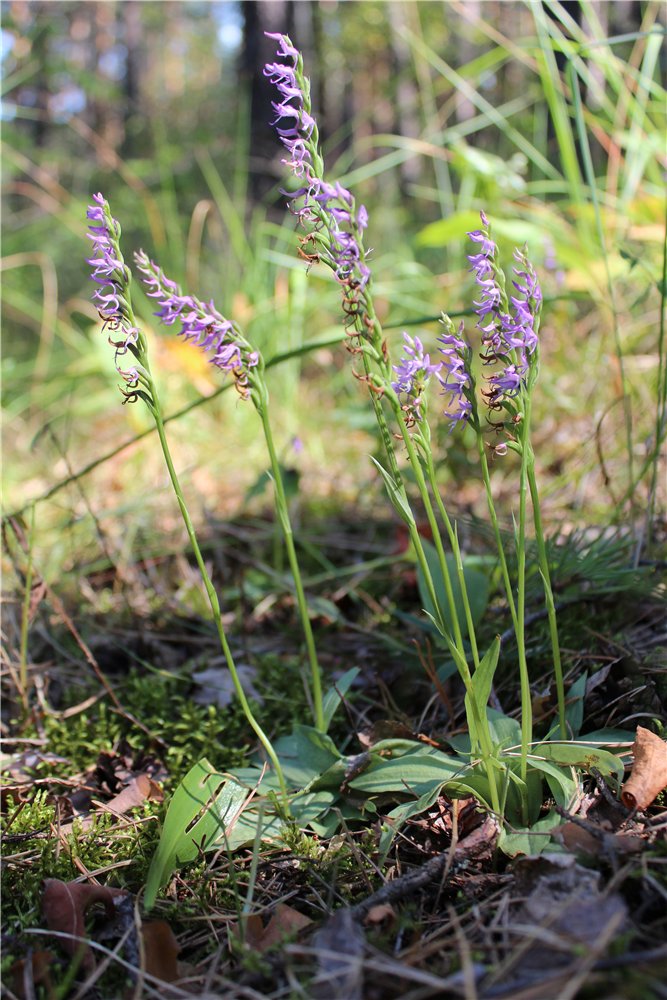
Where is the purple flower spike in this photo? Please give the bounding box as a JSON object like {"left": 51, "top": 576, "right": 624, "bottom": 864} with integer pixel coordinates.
{"left": 437, "top": 320, "right": 473, "bottom": 430}
{"left": 466, "top": 212, "right": 542, "bottom": 409}
{"left": 264, "top": 33, "right": 373, "bottom": 326}
{"left": 86, "top": 193, "right": 146, "bottom": 401}
{"left": 392, "top": 332, "right": 443, "bottom": 424}
{"left": 134, "top": 251, "right": 259, "bottom": 398}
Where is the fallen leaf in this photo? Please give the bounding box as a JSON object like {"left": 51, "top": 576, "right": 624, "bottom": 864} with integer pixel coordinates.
{"left": 513, "top": 854, "right": 627, "bottom": 973}
{"left": 42, "top": 879, "right": 124, "bottom": 972}
{"left": 313, "top": 906, "right": 364, "bottom": 1000}
{"left": 621, "top": 726, "right": 667, "bottom": 810}
{"left": 555, "top": 821, "right": 644, "bottom": 856}
{"left": 141, "top": 920, "right": 180, "bottom": 982}
{"left": 10, "top": 949, "right": 55, "bottom": 1000}
{"left": 364, "top": 903, "right": 396, "bottom": 926}
{"left": 234, "top": 905, "right": 311, "bottom": 954}
{"left": 104, "top": 774, "right": 163, "bottom": 815}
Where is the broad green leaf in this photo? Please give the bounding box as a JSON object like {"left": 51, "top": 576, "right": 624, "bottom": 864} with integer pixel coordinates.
{"left": 417, "top": 539, "right": 489, "bottom": 641}
{"left": 533, "top": 743, "right": 624, "bottom": 783}
{"left": 416, "top": 212, "right": 547, "bottom": 250}
{"left": 498, "top": 810, "right": 561, "bottom": 857}
{"left": 145, "top": 760, "right": 251, "bottom": 909}
{"left": 501, "top": 763, "right": 543, "bottom": 827}
{"left": 487, "top": 710, "right": 522, "bottom": 749}
{"left": 525, "top": 756, "right": 578, "bottom": 807}
{"left": 270, "top": 725, "right": 342, "bottom": 788}
{"left": 322, "top": 666, "right": 360, "bottom": 732}
{"left": 348, "top": 749, "right": 467, "bottom": 794}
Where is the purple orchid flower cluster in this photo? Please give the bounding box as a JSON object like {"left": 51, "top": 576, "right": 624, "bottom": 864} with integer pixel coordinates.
{"left": 264, "top": 33, "right": 371, "bottom": 299}
{"left": 468, "top": 212, "right": 541, "bottom": 409}
{"left": 391, "top": 213, "right": 542, "bottom": 434}
{"left": 134, "top": 252, "right": 259, "bottom": 398}
{"left": 86, "top": 193, "right": 143, "bottom": 397}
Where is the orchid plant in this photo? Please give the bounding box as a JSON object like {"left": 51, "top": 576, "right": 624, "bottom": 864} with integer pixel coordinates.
{"left": 85, "top": 36, "right": 629, "bottom": 908}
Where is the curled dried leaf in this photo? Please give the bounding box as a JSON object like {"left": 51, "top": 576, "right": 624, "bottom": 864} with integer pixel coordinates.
{"left": 621, "top": 727, "right": 667, "bottom": 811}
{"left": 42, "top": 879, "right": 123, "bottom": 972}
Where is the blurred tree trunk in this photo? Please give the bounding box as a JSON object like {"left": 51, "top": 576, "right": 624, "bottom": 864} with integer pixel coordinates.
{"left": 241, "top": 0, "right": 297, "bottom": 201}
{"left": 123, "top": 0, "right": 143, "bottom": 133}
{"left": 30, "top": 4, "right": 51, "bottom": 147}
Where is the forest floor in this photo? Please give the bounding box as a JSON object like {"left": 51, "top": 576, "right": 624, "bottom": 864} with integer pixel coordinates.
{"left": 2, "top": 510, "right": 666, "bottom": 1000}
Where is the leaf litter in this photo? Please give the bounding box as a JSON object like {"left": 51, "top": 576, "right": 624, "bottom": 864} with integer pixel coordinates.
{"left": 2, "top": 514, "right": 666, "bottom": 998}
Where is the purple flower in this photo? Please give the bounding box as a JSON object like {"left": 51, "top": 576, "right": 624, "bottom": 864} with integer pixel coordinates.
{"left": 134, "top": 252, "right": 259, "bottom": 397}
{"left": 466, "top": 212, "right": 542, "bottom": 406}
{"left": 264, "top": 33, "right": 372, "bottom": 312}
{"left": 391, "top": 332, "right": 443, "bottom": 423}
{"left": 437, "top": 321, "right": 473, "bottom": 429}
{"left": 86, "top": 193, "right": 144, "bottom": 399}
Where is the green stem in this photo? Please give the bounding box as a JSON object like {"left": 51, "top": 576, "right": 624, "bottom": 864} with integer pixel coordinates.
{"left": 19, "top": 502, "right": 36, "bottom": 696}
{"left": 394, "top": 410, "right": 466, "bottom": 655}
{"left": 527, "top": 464, "right": 566, "bottom": 738}
{"left": 358, "top": 311, "right": 499, "bottom": 813}
{"left": 149, "top": 379, "right": 288, "bottom": 803}
{"left": 257, "top": 403, "right": 324, "bottom": 732}
{"left": 515, "top": 400, "right": 534, "bottom": 797}
{"left": 476, "top": 413, "right": 532, "bottom": 812}
{"left": 423, "top": 451, "right": 480, "bottom": 668}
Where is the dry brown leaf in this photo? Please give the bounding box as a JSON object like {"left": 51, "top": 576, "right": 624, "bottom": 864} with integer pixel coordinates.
{"left": 10, "top": 949, "right": 55, "bottom": 1000}
{"left": 141, "top": 920, "right": 180, "bottom": 982}
{"left": 363, "top": 903, "right": 396, "bottom": 926}
{"left": 104, "top": 773, "right": 163, "bottom": 815}
{"left": 555, "top": 821, "right": 644, "bottom": 856}
{"left": 42, "top": 878, "right": 122, "bottom": 972}
{"left": 621, "top": 726, "right": 667, "bottom": 810}
{"left": 235, "top": 905, "right": 311, "bottom": 954}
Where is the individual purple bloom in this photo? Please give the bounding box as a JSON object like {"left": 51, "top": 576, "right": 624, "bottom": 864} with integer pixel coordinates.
{"left": 391, "top": 333, "right": 443, "bottom": 424}
{"left": 437, "top": 321, "right": 473, "bottom": 430}
{"left": 485, "top": 363, "right": 525, "bottom": 402}
{"left": 86, "top": 192, "right": 145, "bottom": 400}
{"left": 134, "top": 251, "right": 259, "bottom": 397}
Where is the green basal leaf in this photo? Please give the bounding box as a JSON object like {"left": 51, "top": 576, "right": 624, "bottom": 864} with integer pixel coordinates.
{"left": 525, "top": 755, "right": 578, "bottom": 806}
{"left": 500, "top": 762, "right": 543, "bottom": 827}
{"left": 417, "top": 539, "right": 490, "bottom": 640}
{"left": 322, "top": 666, "right": 360, "bottom": 732}
{"left": 487, "top": 710, "right": 522, "bottom": 749}
{"left": 498, "top": 810, "right": 561, "bottom": 857}
{"left": 348, "top": 749, "right": 467, "bottom": 794}
{"left": 270, "top": 725, "right": 342, "bottom": 788}
{"left": 364, "top": 738, "right": 433, "bottom": 757}
{"left": 145, "top": 759, "right": 251, "bottom": 909}
{"left": 533, "top": 742, "right": 624, "bottom": 783}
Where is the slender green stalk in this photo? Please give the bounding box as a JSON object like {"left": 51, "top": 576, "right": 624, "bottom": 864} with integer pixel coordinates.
{"left": 392, "top": 407, "right": 466, "bottom": 656}
{"left": 476, "top": 433, "right": 519, "bottom": 632}
{"left": 148, "top": 389, "right": 288, "bottom": 801}
{"left": 515, "top": 400, "right": 533, "bottom": 798}
{"left": 19, "top": 502, "right": 36, "bottom": 695}
{"left": 526, "top": 464, "right": 567, "bottom": 738}
{"left": 256, "top": 400, "right": 324, "bottom": 732}
{"left": 423, "top": 449, "right": 480, "bottom": 668}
